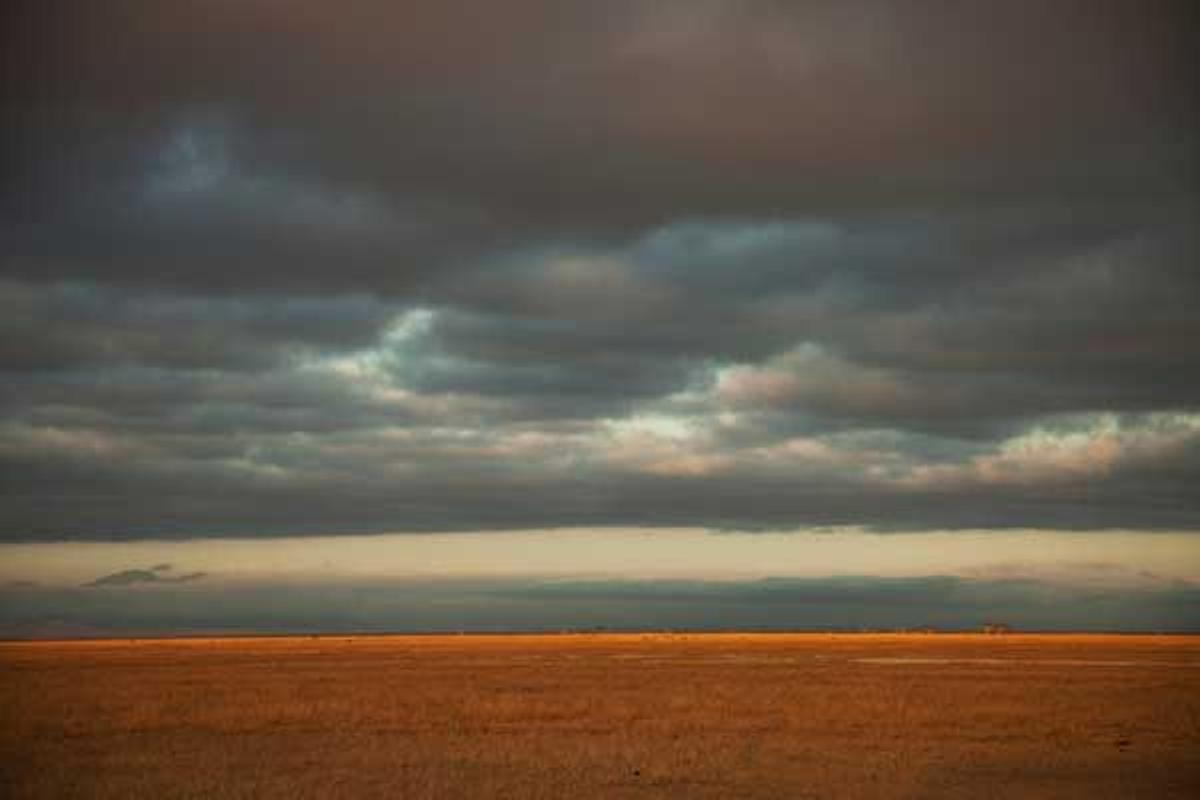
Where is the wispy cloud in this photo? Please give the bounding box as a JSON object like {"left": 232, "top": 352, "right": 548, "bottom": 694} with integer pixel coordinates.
{"left": 83, "top": 565, "right": 207, "bottom": 588}
{"left": 1, "top": 580, "right": 38, "bottom": 590}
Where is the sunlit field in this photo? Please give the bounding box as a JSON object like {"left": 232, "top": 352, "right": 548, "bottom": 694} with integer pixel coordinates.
{"left": 2, "top": 633, "right": 1198, "bottom": 798}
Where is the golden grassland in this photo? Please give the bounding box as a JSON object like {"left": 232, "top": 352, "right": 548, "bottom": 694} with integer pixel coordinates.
{"left": 2, "top": 633, "right": 1198, "bottom": 798}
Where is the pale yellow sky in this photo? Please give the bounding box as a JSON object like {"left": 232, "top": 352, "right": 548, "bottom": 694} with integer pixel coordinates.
{"left": 3, "top": 527, "right": 1199, "bottom": 588}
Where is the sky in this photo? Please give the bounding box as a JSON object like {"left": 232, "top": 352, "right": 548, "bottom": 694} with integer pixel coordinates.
{"left": 2, "top": 1, "right": 1199, "bottom": 635}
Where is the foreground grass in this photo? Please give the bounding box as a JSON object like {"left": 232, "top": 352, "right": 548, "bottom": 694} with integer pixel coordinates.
{"left": 2, "top": 633, "right": 1198, "bottom": 798}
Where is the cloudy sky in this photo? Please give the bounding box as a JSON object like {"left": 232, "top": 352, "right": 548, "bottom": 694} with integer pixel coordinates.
{"left": 2, "top": 1, "right": 1198, "bottom": 634}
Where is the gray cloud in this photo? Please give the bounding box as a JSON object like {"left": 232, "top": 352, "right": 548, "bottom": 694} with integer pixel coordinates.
{"left": 2, "top": 576, "right": 1197, "bottom": 636}
{"left": 83, "top": 565, "right": 207, "bottom": 588}
{"left": 6, "top": 2, "right": 1195, "bottom": 287}
{"left": 1, "top": 1, "right": 1198, "bottom": 540}
{"left": 0, "top": 280, "right": 397, "bottom": 372}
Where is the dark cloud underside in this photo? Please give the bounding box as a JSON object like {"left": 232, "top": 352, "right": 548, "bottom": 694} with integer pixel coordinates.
{"left": 2, "top": 1, "right": 1198, "bottom": 540}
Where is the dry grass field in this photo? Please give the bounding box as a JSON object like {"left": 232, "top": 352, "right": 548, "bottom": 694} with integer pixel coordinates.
{"left": 2, "top": 633, "right": 1198, "bottom": 798}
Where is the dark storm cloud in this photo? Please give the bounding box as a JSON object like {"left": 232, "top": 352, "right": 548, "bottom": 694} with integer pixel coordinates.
{"left": 1, "top": 1, "right": 1198, "bottom": 540}
{"left": 3, "top": 414, "right": 1199, "bottom": 540}
{"left": 5, "top": 1, "right": 1195, "bottom": 290}
{"left": 0, "top": 280, "right": 396, "bottom": 371}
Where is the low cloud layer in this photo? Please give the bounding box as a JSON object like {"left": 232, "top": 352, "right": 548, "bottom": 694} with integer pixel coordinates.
{"left": 2, "top": 1, "right": 1198, "bottom": 540}
{"left": 83, "top": 564, "right": 207, "bottom": 588}
{"left": 1, "top": 576, "right": 1197, "bottom": 636}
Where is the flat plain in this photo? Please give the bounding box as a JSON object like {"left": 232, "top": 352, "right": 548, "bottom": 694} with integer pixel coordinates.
{"left": 2, "top": 633, "right": 1198, "bottom": 798}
